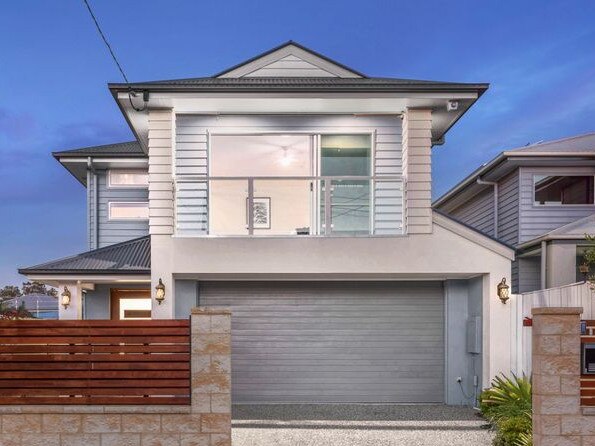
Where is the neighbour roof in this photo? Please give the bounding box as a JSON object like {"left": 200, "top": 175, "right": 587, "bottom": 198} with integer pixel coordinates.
{"left": 434, "top": 132, "right": 595, "bottom": 209}
{"left": 53, "top": 141, "right": 144, "bottom": 158}
{"left": 3, "top": 294, "right": 58, "bottom": 311}
{"left": 18, "top": 236, "right": 150, "bottom": 276}
{"left": 506, "top": 132, "right": 595, "bottom": 154}
{"left": 518, "top": 213, "right": 595, "bottom": 249}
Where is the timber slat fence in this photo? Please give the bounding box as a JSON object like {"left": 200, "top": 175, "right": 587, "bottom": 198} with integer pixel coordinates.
{"left": 0, "top": 319, "right": 191, "bottom": 405}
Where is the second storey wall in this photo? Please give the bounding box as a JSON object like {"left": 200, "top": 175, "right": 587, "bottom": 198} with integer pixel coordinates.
{"left": 88, "top": 170, "right": 149, "bottom": 249}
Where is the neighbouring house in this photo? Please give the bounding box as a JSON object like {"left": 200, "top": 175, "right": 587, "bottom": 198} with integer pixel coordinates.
{"left": 434, "top": 132, "right": 595, "bottom": 294}
{"left": 19, "top": 41, "right": 515, "bottom": 405}
{"left": 1, "top": 294, "right": 58, "bottom": 319}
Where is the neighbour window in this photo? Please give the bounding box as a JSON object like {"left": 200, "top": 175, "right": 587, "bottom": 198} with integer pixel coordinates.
{"left": 108, "top": 170, "right": 149, "bottom": 188}
{"left": 108, "top": 202, "right": 149, "bottom": 220}
{"left": 534, "top": 175, "right": 595, "bottom": 205}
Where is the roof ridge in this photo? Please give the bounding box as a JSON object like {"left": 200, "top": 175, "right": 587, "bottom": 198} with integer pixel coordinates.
{"left": 505, "top": 131, "right": 595, "bottom": 152}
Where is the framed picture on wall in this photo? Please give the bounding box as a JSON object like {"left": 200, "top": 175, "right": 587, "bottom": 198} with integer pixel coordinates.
{"left": 246, "top": 197, "right": 271, "bottom": 229}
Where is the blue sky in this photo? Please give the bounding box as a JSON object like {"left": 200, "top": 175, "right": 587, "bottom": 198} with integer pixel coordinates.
{"left": 1, "top": 0, "right": 594, "bottom": 285}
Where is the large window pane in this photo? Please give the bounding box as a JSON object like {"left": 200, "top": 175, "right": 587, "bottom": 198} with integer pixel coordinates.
{"left": 320, "top": 135, "right": 371, "bottom": 235}
{"left": 534, "top": 175, "right": 594, "bottom": 205}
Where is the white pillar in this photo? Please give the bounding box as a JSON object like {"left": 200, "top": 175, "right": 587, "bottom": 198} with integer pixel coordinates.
{"left": 57, "top": 283, "right": 83, "bottom": 320}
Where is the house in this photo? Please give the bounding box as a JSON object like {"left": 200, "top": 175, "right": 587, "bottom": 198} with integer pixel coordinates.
{"left": 434, "top": 132, "right": 595, "bottom": 293}
{"left": 1, "top": 294, "right": 59, "bottom": 319}
{"left": 19, "top": 41, "right": 515, "bottom": 405}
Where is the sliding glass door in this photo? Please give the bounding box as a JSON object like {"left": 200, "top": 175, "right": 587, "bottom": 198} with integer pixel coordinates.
{"left": 319, "top": 134, "right": 372, "bottom": 235}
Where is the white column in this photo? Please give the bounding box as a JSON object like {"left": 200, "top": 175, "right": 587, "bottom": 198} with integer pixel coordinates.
{"left": 57, "top": 283, "right": 83, "bottom": 320}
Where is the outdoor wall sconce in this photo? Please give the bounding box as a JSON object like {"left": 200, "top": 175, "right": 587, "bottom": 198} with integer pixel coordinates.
{"left": 61, "top": 286, "right": 71, "bottom": 309}
{"left": 580, "top": 263, "right": 590, "bottom": 281}
{"left": 497, "top": 278, "right": 510, "bottom": 304}
{"left": 155, "top": 278, "right": 166, "bottom": 305}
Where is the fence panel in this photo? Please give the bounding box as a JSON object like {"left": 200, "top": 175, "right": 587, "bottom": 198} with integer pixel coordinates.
{"left": 0, "top": 319, "right": 190, "bottom": 405}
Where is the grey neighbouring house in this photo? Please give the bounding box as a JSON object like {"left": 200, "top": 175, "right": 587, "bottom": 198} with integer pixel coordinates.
{"left": 434, "top": 132, "right": 595, "bottom": 294}
{"left": 19, "top": 41, "right": 516, "bottom": 405}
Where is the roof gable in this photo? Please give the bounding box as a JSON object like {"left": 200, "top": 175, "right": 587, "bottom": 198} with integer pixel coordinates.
{"left": 215, "top": 41, "right": 365, "bottom": 79}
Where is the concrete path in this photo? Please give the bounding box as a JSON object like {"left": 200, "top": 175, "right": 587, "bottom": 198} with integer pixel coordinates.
{"left": 232, "top": 404, "right": 494, "bottom": 446}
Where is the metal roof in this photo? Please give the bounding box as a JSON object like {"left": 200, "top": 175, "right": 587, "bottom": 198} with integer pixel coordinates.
{"left": 110, "top": 76, "right": 489, "bottom": 93}
{"left": 53, "top": 141, "right": 145, "bottom": 158}
{"left": 18, "top": 236, "right": 150, "bottom": 275}
{"left": 505, "top": 132, "right": 595, "bottom": 154}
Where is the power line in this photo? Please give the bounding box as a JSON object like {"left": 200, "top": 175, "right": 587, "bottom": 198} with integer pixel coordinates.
{"left": 82, "top": 0, "right": 129, "bottom": 84}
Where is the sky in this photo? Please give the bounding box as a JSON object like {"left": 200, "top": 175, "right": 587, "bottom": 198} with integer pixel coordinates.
{"left": 0, "top": 0, "right": 594, "bottom": 285}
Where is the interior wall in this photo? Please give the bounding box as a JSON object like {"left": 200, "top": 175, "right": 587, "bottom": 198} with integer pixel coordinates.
{"left": 210, "top": 180, "right": 312, "bottom": 235}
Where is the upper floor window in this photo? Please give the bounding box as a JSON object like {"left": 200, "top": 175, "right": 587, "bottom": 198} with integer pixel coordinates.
{"left": 108, "top": 170, "right": 149, "bottom": 188}
{"left": 108, "top": 202, "right": 149, "bottom": 220}
{"left": 534, "top": 175, "right": 595, "bottom": 206}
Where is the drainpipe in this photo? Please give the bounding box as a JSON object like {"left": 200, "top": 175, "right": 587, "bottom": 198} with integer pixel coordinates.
{"left": 540, "top": 240, "right": 547, "bottom": 289}
{"left": 476, "top": 177, "right": 498, "bottom": 238}
{"left": 87, "top": 158, "right": 99, "bottom": 249}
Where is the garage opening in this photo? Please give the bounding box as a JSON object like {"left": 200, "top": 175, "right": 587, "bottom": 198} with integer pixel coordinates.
{"left": 200, "top": 281, "right": 444, "bottom": 404}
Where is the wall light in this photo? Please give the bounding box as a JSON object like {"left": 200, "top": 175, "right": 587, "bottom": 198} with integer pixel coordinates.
{"left": 497, "top": 278, "right": 510, "bottom": 304}
{"left": 61, "top": 287, "right": 71, "bottom": 309}
{"left": 155, "top": 278, "right": 166, "bottom": 305}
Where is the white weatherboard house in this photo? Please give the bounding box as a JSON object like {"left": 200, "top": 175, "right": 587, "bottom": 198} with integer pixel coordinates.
{"left": 20, "top": 42, "right": 514, "bottom": 405}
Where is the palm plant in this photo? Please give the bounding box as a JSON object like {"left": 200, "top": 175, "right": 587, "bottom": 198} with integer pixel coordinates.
{"left": 480, "top": 374, "right": 532, "bottom": 446}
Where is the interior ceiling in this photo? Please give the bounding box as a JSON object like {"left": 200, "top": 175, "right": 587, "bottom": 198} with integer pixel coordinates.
{"left": 210, "top": 134, "right": 311, "bottom": 176}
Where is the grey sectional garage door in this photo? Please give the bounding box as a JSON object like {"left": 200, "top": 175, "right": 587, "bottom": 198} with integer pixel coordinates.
{"left": 200, "top": 281, "right": 444, "bottom": 403}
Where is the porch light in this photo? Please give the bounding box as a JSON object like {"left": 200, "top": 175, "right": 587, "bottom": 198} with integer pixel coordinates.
{"left": 580, "top": 263, "right": 590, "bottom": 281}
{"left": 61, "top": 287, "right": 71, "bottom": 309}
{"left": 155, "top": 278, "right": 166, "bottom": 305}
{"left": 497, "top": 278, "right": 510, "bottom": 304}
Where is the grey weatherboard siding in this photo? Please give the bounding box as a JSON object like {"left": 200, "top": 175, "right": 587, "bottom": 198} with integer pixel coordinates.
{"left": 200, "top": 281, "right": 444, "bottom": 404}
{"left": 449, "top": 188, "right": 495, "bottom": 237}
{"left": 174, "top": 114, "right": 403, "bottom": 236}
{"left": 88, "top": 170, "right": 149, "bottom": 249}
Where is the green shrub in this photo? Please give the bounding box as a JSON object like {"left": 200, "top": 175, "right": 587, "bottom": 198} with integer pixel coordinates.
{"left": 480, "top": 374, "right": 532, "bottom": 446}
{"left": 493, "top": 416, "right": 532, "bottom": 446}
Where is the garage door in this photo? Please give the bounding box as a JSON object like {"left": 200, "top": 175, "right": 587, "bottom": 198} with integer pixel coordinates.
{"left": 200, "top": 281, "right": 444, "bottom": 403}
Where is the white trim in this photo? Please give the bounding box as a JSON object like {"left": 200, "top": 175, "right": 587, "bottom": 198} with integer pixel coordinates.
{"left": 107, "top": 169, "right": 149, "bottom": 189}
{"left": 108, "top": 201, "right": 150, "bottom": 221}
{"left": 433, "top": 212, "right": 515, "bottom": 260}
{"left": 59, "top": 158, "right": 148, "bottom": 164}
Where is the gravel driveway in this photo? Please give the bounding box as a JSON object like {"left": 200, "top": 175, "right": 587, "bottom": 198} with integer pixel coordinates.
{"left": 232, "top": 404, "right": 494, "bottom": 446}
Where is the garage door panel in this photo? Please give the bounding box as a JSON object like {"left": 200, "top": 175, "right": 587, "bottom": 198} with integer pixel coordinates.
{"left": 201, "top": 281, "right": 444, "bottom": 403}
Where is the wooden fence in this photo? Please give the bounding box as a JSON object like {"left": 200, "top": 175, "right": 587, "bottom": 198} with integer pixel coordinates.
{"left": 0, "top": 319, "right": 190, "bottom": 405}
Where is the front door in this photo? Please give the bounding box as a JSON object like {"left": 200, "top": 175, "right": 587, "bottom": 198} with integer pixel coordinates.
{"left": 110, "top": 289, "right": 152, "bottom": 320}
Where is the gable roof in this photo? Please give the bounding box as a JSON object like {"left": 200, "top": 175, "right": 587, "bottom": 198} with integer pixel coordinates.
{"left": 52, "top": 141, "right": 145, "bottom": 158}
{"left": 109, "top": 41, "right": 488, "bottom": 94}
{"left": 18, "top": 236, "right": 150, "bottom": 276}
{"left": 214, "top": 41, "right": 366, "bottom": 78}
{"left": 434, "top": 132, "right": 595, "bottom": 209}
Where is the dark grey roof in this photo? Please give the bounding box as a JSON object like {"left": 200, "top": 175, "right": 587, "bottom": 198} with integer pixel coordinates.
{"left": 110, "top": 76, "right": 488, "bottom": 94}
{"left": 53, "top": 141, "right": 145, "bottom": 158}
{"left": 19, "top": 236, "right": 150, "bottom": 276}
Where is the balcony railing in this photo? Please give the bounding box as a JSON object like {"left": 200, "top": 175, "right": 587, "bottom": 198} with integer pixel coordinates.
{"left": 174, "top": 175, "right": 403, "bottom": 237}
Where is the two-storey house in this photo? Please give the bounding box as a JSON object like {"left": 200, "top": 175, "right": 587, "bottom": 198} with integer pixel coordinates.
{"left": 19, "top": 42, "right": 514, "bottom": 405}
{"left": 434, "top": 133, "right": 595, "bottom": 294}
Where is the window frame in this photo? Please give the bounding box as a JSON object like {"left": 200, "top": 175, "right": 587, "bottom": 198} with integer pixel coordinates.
{"left": 108, "top": 201, "right": 150, "bottom": 221}
{"left": 532, "top": 174, "right": 595, "bottom": 207}
{"left": 107, "top": 169, "right": 149, "bottom": 189}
